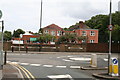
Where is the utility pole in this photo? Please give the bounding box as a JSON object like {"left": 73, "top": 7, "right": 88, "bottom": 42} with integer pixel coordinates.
{"left": 39, "top": 0, "right": 43, "bottom": 32}
{"left": 108, "top": 0, "right": 112, "bottom": 75}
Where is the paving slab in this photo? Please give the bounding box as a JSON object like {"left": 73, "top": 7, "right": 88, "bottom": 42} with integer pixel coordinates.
{"left": 2, "top": 63, "right": 22, "bottom": 79}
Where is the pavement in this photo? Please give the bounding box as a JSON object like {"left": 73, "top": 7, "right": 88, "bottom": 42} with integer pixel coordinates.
{"left": 1, "top": 63, "right": 22, "bottom": 80}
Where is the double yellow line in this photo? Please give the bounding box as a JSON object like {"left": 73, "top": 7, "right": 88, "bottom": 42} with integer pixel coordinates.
{"left": 10, "top": 63, "right": 36, "bottom": 80}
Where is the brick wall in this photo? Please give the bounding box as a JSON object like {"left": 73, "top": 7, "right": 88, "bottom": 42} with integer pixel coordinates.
{"left": 3, "top": 42, "right": 120, "bottom": 53}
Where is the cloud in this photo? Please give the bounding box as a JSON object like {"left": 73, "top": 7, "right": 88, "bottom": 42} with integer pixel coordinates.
{"left": 0, "top": 0, "right": 120, "bottom": 32}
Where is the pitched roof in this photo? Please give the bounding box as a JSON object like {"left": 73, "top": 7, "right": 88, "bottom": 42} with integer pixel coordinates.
{"left": 69, "top": 21, "right": 91, "bottom": 30}
{"left": 43, "top": 24, "right": 63, "bottom": 30}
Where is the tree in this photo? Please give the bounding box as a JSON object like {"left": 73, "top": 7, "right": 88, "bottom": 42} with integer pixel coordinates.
{"left": 13, "top": 29, "right": 25, "bottom": 38}
{"left": 4, "top": 31, "right": 12, "bottom": 41}
{"left": 37, "top": 34, "right": 56, "bottom": 43}
{"left": 111, "top": 25, "right": 120, "bottom": 42}
{"left": 56, "top": 33, "right": 87, "bottom": 44}
{"left": 84, "top": 11, "right": 120, "bottom": 43}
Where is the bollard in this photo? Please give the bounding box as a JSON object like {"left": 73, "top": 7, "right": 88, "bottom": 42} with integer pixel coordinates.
{"left": 111, "top": 57, "right": 119, "bottom": 76}
{"left": 4, "top": 51, "right": 7, "bottom": 65}
{"left": 11, "top": 46, "right": 14, "bottom": 52}
{"left": 26, "top": 46, "right": 28, "bottom": 53}
{"left": 91, "top": 54, "right": 97, "bottom": 67}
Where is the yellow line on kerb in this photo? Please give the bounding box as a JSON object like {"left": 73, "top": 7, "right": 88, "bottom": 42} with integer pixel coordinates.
{"left": 10, "top": 63, "right": 36, "bottom": 80}
{"left": 20, "top": 65, "right": 35, "bottom": 80}
{"left": 15, "top": 64, "right": 30, "bottom": 79}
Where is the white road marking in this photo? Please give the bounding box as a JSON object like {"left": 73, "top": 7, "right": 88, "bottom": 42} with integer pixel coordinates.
{"left": 69, "top": 57, "right": 91, "bottom": 61}
{"left": 43, "top": 65, "right": 53, "bottom": 68}
{"left": 30, "top": 64, "right": 41, "bottom": 66}
{"left": 15, "top": 54, "right": 20, "bottom": 55}
{"left": 21, "top": 54, "right": 27, "bottom": 55}
{"left": 12, "top": 64, "right": 24, "bottom": 78}
{"left": 57, "top": 57, "right": 60, "bottom": 58}
{"left": 19, "top": 63, "right": 29, "bottom": 65}
{"left": 67, "top": 56, "right": 74, "bottom": 58}
{"left": 47, "top": 74, "right": 73, "bottom": 79}
{"left": 56, "top": 66, "right": 67, "bottom": 68}
{"left": 6, "top": 61, "right": 11, "bottom": 63}
{"left": 70, "top": 66, "right": 81, "bottom": 69}
{"left": 62, "top": 59, "right": 73, "bottom": 62}
{"left": 104, "top": 58, "right": 108, "bottom": 61}
{"left": 10, "top": 62, "right": 20, "bottom": 64}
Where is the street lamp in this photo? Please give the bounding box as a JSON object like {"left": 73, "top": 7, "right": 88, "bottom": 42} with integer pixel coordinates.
{"left": 39, "top": 0, "right": 42, "bottom": 32}
{"left": 0, "top": 20, "right": 4, "bottom": 69}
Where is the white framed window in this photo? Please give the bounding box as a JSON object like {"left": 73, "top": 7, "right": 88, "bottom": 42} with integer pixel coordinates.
{"left": 44, "top": 30, "right": 49, "bottom": 34}
{"left": 51, "top": 31, "right": 55, "bottom": 36}
{"left": 82, "top": 31, "right": 87, "bottom": 36}
{"left": 90, "top": 40, "right": 95, "bottom": 43}
{"left": 90, "top": 31, "right": 95, "bottom": 36}
{"left": 82, "top": 40, "right": 86, "bottom": 43}
{"left": 57, "top": 31, "right": 62, "bottom": 36}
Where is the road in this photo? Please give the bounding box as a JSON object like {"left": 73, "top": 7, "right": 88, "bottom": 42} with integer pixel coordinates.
{"left": 6, "top": 52, "right": 108, "bottom": 80}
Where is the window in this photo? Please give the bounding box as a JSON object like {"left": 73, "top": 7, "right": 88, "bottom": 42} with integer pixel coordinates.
{"left": 57, "top": 31, "right": 62, "bottom": 36}
{"left": 51, "top": 31, "right": 55, "bottom": 36}
{"left": 90, "top": 31, "right": 95, "bottom": 36}
{"left": 82, "top": 31, "right": 87, "bottom": 36}
{"left": 82, "top": 40, "right": 86, "bottom": 43}
{"left": 44, "top": 30, "right": 49, "bottom": 34}
{"left": 90, "top": 40, "right": 94, "bottom": 43}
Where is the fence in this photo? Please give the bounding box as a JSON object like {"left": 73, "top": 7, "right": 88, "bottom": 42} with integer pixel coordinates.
{"left": 3, "top": 42, "right": 120, "bottom": 53}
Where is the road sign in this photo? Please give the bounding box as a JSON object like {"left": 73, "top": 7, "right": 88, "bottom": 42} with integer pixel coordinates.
{"left": 112, "top": 58, "right": 118, "bottom": 64}
{"left": 30, "top": 38, "right": 37, "bottom": 41}
{"left": 111, "top": 58, "right": 119, "bottom": 76}
{"left": 0, "top": 10, "right": 2, "bottom": 19}
{"left": 108, "top": 25, "right": 113, "bottom": 31}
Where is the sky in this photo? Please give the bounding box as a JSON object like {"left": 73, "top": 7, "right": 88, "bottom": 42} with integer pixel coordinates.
{"left": 0, "top": 0, "right": 120, "bottom": 33}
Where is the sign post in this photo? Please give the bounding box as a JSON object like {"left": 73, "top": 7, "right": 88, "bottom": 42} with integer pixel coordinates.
{"left": 108, "top": 0, "right": 112, "bottom": 75}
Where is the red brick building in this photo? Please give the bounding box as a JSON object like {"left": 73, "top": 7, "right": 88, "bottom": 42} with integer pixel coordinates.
{"left": 12, "top": 22, "right": 98, "bottom": 44}
{"left": 72, "top": 22, "right": 98, "bottom": 43}
{"left": 43, "top": 24, "right": 63, "bottom": 39}
{"left": 12, "top": 32, "right": 39, "bottom": 44}
{"left": 43, "top": 22, "right": 98, "bottom": 44}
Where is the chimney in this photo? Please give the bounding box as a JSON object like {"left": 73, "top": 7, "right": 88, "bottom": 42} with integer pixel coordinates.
{"left": 79, "top": 21, "right": 84, "bottom": 29}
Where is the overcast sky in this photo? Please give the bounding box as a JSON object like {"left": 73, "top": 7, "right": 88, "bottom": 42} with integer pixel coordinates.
{"left": 0, "top": 0, "right": 120, "bottom": 33}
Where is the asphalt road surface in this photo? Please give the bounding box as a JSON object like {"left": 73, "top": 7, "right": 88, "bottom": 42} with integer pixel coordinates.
{"left": 7, "top": 52, "right": 108, "bottom": 80}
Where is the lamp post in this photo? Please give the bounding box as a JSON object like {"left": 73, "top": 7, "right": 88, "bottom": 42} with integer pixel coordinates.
{"left": 108, "top": 0, "right": 112, "bottom": 75}
{"left": 0, "top": 20, "right": 4, "bottom": 69}
{"left": 40, "top": 0, "right": 42, "bottom": 32}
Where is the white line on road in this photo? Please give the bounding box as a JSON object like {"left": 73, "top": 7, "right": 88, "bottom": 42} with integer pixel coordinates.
{"left": 57, "top": 57, "right": 60, "bottom": 58}
{"left": 70, "top": 66, "right": 81, "bottom": 69}
{"left": 19, "top": 63, "right": 30, "bottom": 65}
{"left": 6, "top": 61, "right": 11, "bottom": 63}
{"left": 30, "top": 64, "right": 41, "bottom": 66}
{"left": 104, "top": 58, "right": 108, "bottom": 61}
{"left": 62, "top": 59, "right": 73, "bottom": 62}
{"left": 56, "top": 66, "right": 67, "bottom": 68}
{"left": 69, "top": 57, "right": 91, "bottom": 61}
{"left": 10, "top": 62, "right": 20, "bottom": 64}
{"left": 43, "top": 65, "right": 53, "bottom": 68}
{"left": 67, "top": 56, "right": 74, "bottom": 58}
{"left": 47, "top": 74, "right": 72, "bottom": 79}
